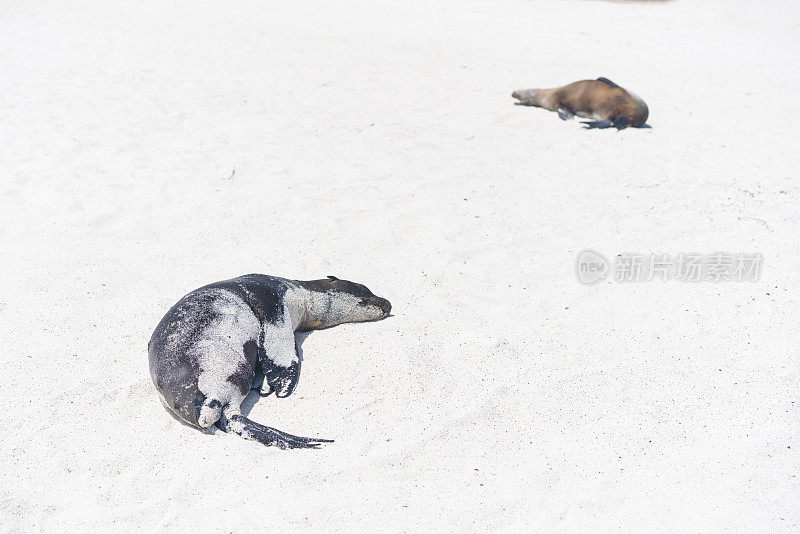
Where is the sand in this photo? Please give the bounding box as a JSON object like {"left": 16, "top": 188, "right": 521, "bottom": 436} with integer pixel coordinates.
{"left": 1, "top": 0, "right": 798, "bottom": 531}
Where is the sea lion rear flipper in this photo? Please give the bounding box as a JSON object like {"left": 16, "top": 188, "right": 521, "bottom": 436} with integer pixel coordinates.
{"left": 580, "top": 119, "right": 615, "bottom": 129}
{"left": 613, "top": 115, "right": 631, "bottom": 130}
{"left": 596, "top": 77, "right": 619, "bottom": 88}
{"left": 217, "top": 413, "right": 333, "bottom": 449}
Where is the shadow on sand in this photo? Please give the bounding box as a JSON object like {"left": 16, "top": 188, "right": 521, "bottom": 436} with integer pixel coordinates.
{"left": 581, "top": 120, "right": 652, "bottom": 130}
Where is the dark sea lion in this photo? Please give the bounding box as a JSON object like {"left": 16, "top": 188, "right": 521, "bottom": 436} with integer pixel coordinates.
{"left": 512, "top": 77, "right": 649, "bottom": 129}
{"left": 148, "top": 274, "right": 391, "bottom": 449}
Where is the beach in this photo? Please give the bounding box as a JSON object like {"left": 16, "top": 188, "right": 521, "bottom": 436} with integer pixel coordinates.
{"left": 1, "top": 0, "right": 799, "bottom": 531}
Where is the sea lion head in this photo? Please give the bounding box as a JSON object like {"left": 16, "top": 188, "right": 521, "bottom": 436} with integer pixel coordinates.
{"left": 300, "top": 276, "right": 392, "bottom": 328}
{"left": 511, "top": 88, "right": 539, "bottom": 106}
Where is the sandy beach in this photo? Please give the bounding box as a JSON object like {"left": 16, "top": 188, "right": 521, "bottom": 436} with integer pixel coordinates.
{"left": 1, "top": 0, "right": 799, "bottom": 531}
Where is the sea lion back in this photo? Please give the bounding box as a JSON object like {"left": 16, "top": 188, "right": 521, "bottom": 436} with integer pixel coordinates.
{"left": 148, "top": 287, "right": 261, "bottom": 426}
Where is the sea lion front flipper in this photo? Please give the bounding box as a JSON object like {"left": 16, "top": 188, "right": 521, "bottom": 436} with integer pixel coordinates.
{"left": 597, "top": 77, "right": 619, "bottom": 88}
{"left": 260, "top": 322, "right": 301, "bottom": 398}
{"left": 557, "top": 108, "right": 574, "bottom": 121}
{"left": 264, "top": 351, "right": 301, "bottom": 398}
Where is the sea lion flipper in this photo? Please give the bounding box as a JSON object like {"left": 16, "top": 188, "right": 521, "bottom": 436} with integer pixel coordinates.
{"left": 260, "top": 322, "right": 301, "bottom": 398}
{"left": 264, "top": 357, "right": 300, "bottom": 398}
{"left": 613, "top": 115, "right": 631, "bottom": 130}
{"left": 218, "top": 413, "right": 332, "bottom": 449}
{"left": 597, "top": 77, "right": 619, "bottom": 88}
{"left": 557, "top": 108, "right": 574, "bottom": 121}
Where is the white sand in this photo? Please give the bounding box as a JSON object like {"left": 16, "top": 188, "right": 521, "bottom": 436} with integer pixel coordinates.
{"left": 1, "top": 0, "right": 799, "bottom": 531}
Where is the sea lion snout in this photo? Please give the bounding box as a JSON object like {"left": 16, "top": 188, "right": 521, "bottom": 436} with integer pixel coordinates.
{"left": 365, "top": 296, "right": 392, "bottom": 316}
{"left": 512, "top": 89, "right": 538, "bottom": 105}
{"left": 322, "top": 277, "right": 391, "bottom": 315}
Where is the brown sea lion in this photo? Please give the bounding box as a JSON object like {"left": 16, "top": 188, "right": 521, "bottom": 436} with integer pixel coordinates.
{"left": 512, "top": 77, "right": 648, "bottom": 129}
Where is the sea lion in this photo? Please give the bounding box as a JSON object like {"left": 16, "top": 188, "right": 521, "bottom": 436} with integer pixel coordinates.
{"left": 148, "top": 274, "right": 392, "bottom": 449}
{"left": 512, "top": 77, "right": 648, "bottom": 129}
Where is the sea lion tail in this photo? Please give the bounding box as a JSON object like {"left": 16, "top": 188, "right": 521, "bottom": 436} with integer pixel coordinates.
{"left": 217, "top": 413, "right": 333, "bottom": 449}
